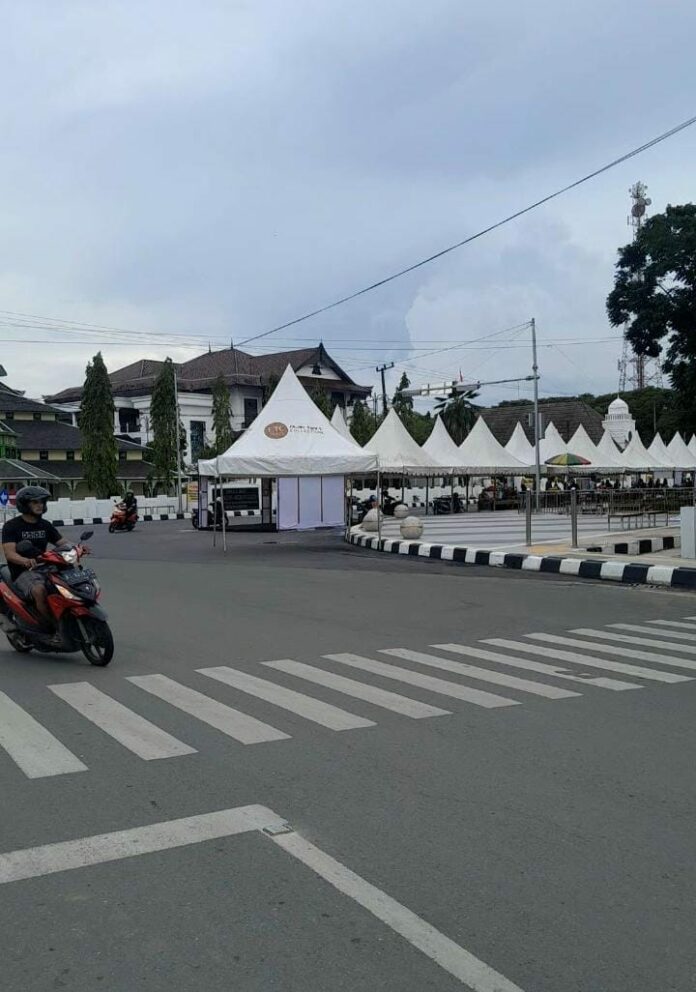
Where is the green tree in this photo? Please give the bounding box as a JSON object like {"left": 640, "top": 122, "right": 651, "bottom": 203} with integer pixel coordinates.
{"left": 262, "top": 373, "right": 280, "bottom": 404}
{"left": 308, "top": 385, "right": 334, "bottom": 418}
{"left": 408, "top": 410, "right": 434, "bottom": 445}
{"left": 391, "top": 372, "right": 414, "bottom": 422}
{"left": 607, "top": 203, "right": 696, "bottom": 432}
{"left": 150, "top": 358, "right": 186, "bottom": 491}
{"left": 211, "top": 374, "right": 234, "bottom": 454}
{"left": 81, "top": 352, "right": 118, "bottom": 497}
{"left": 434, "top": 387, "right": 479, "bottom": 444}
{"left": 349, "top": 400, "right": 378, "bottom": 445}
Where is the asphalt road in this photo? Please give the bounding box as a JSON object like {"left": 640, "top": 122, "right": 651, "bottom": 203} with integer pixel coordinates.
{"left": 1, "top": 521, "right": 695, "bottom": 991}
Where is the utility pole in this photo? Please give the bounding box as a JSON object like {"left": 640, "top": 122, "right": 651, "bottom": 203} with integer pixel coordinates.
{"left": 173, "top": 365, "right": 183, "bottom": 514}
{"left": 376, "top": 362, "right": 394, "bottom": 415}
{"left": 531, "top": 317, "right": 541, "bottom": 508}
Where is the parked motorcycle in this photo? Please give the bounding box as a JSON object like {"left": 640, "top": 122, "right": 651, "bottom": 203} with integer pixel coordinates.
{"left": 109, "top": 501, "right": 138, "bottom": 533}
{"left": 432, "top": 492, "right": 464, "bottom": 515}
{"left": 0, "top": 531, "right": 114, "bottom": 665}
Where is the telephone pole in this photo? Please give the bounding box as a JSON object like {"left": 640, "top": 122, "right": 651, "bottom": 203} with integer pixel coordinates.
{"left": 375, "top": 362, "right": 394, "bottom": 415}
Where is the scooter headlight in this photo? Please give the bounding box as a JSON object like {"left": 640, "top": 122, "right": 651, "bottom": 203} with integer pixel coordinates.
{"left": 60, "top": 548, "right": 79, "bottom": 565}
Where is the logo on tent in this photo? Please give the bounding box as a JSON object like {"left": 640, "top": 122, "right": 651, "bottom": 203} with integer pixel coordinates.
{"left": 264, "top": 421, "right": 289, "bottom": 439}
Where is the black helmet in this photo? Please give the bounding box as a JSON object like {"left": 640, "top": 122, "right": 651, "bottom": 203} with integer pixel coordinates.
{"left": 16, "top": 486, "right": 51, "bottom": 515}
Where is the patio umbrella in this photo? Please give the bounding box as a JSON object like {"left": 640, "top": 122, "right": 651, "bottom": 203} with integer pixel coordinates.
{"left": 545, "top": 453, "right": 591, "bottom": 467}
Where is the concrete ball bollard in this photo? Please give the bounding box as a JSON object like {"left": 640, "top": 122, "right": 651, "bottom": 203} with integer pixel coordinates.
{"left": 361, "top": 508, "right": 381, "bottom": 532}
{"left": 400, "top": 516, "right": 424, "bottom": 540}
{"left": 393, "top": 503, "right": 410, "bottom": 519}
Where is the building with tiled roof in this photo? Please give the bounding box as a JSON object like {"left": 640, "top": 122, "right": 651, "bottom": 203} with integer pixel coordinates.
{"left": 480, "top": 399, "right": 604, "bottom": 446}
{"left": 46, "top": 343, "right": 372, "bottom": 464}
{"left": 0, "top": 381, "right": 154, "bottom": 498}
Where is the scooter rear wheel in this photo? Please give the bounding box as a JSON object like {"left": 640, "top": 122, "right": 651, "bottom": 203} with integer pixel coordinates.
{"left": 79, "top": 617, "right": 114, "bottom": 666}
{"left": 108, "top": 523, "right": 116, "bottom": 533}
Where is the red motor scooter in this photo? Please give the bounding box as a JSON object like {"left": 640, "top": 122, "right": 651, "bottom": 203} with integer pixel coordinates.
{"left": 109, "top": 501, "right": 138, "bottom": 533}
{"left": 0, "top": 531, "right": 114, "bottom": 665}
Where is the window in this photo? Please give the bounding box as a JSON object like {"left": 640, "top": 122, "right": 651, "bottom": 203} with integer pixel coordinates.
{"left": 39, "top": 450, "right": 48, "bottom": 461}
{"left": 331, "top": 392, "right": 344, "bottom": 408}
{"left": 33, "top": 413, "right": 42, "bottom": 421}
{"left": 4, "top": 412, "right": 13, "bottom": 420}
{"left": 66, "top": 450, "right": 75, "bottom": 461}
{"left": 119, "top": 451, "right": 127, "bottom": 461}
{"left": 243, "top": 398, "right": 258, "bottom": 428}
{"left": 190, "top": 420, "right": 205, "bottom": 462}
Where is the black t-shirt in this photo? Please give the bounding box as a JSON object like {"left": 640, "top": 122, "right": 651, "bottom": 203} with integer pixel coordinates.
{"left": 1, "top": 517, "right": 62, "bottom": 580}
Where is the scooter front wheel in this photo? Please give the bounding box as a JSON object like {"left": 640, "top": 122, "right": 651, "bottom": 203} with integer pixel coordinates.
{"left": 79, "top": 617, "right": 114, "bottom": 666}
{"left": 108, "top": 523, "right": 116, "bottom": 533}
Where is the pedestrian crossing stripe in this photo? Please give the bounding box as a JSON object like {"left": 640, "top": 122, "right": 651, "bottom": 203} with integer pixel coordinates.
{"left": 1, "top": 615, "right": 695, "bottom": 780}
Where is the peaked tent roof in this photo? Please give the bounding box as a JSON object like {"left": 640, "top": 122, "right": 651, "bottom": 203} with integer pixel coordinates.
{"left": 567, "top": 424, "right": 623, "bottom": 470}
{"left": 364, "top": 409, "right": 444, "bottom": 473}
{"left": 667, "top": 432, "right": 696, "bottom": 469}
{"left": 688, "top": 435, "right": 696, "bottom": 458}
{"left": 539, "top": 422, "right": 567, "bottom": 462}
{"left": 504, "top": 423, "right": 535, "bottom": 465}
{"left": 647, "top": 433, "right": 677, "bottom": 470}
{"left": 330, "top": 405, "right": 354, "bottom": 443}
{"left": 422, "top": 416, "right": 464, "bottom": 468}
{"left": 620, "top": 431, "right": 657, "bottom": 471}
{"left": 595, "top": 430, "right": 626, "bottom": 469}
{"left": 458, "top": 417, "right": 528, "bottom": 474}
{"left": 198, "top": 366, "right": 377, "bottom": 477}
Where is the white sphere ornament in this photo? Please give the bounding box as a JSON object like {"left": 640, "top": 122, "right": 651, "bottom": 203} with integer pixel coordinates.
{"left": 393, "top": 503, "right": 410, "bottom": 519}
{"left": 361, "top": 508, "right": 381, "bottom": 532}
{"left": 400, "top": 516, "right": 424, "bottom": 540}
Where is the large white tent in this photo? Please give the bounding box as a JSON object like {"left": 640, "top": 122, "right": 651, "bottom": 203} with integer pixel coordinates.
{"left": 567, "top": 424, "right": 623, "bottom": 471}
{"left": 596, "top": 429, "right": 624, "bottom": 467}
{"left": 421, "top": 416, "right": 463, "bottom": 469}
{"left": 330, "top": 405, "right": 354, "bottom": 443}
{"left": 539, "top": 422, "right": 567, "bottom": 463}
{"left": 667, "top": 432, "right": 696, "bottom": 470}
{"left": 458, "top": 418, "right": 528, "bottom": 474}
{"left": 689, "top": 435, "right": 696, "bottom": 459}
{"left": 199, "top": 365, "right": 377, "bottom": 477}
{"left": 364, "top": 409, "right": 444, "bottom": 473}
{"left": 505, "top": 423, "right": 535, "bottom": 466}
{"left": 620, "top": 431, "right": 656, "bottom": 472}
{"left": 647, "top": 433, "right": 677, "bottom": 471}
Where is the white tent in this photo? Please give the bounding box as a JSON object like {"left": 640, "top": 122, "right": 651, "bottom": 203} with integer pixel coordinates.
{"left": 567, "top": 424, "right": 623, "bottom": 471}
{"left": 667, "top": 432, "right": 696, "bottom": 470}
{"left": 620, "top": 431, "right": 657, "bottom": 472}
{"left": 595, "top": 430, "right": 625, "bottom": 469}
{"left": 647, "top": 433, "right": 677, "bottom": 471}
{"left": 688, "top": 435, "right": 696, "bottom": 458}
{"left": 330, "top": 405, "right": 355, "bottom": 443}
{"left": 539, "top": 422, "right": 567, "bottom": 463}
{"left": 198, "top": 365, "right": 377, "bottom": 477}
{"left": 504, "top": 423, "right": 535, "bottom": 466}
{"left": 422, "top": 416, "right": 464, "bottom": 469}
{"left": 458, "top": 418, "right": 528, "bottom": 474}
{"left": 364, "top": 409, "right": 444, "bottom": 473}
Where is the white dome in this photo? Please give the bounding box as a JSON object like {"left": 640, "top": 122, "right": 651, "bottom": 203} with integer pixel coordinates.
{"left": 608, "top": 396, "right": 629, "bottom": 414}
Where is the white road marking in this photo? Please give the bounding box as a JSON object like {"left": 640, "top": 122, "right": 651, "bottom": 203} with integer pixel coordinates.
{"left": 49, "top": 683, "right": 196, "bottom": 760}
{"left": 0, "top": 690, "right": 87, "bottom": 779}
{"left": 528, "top": 633, "right": 696, "bottom": 672}
{"left": 262, "top": 659, "right": 450, "bottom": 719}
{"left": 127, "top": 675, "right": 290, "bottom": 744}
{"left": 609, "top": 624, "right": 696, "bottom": 644}
{"left": 570, "top": 629, "right": 696, "bottom": 663}
{"left": 0, "top": 804, "right": 286, "bottom": 885}
{"left": 272, "top": 830, "right": 526, "bottom": 992}
{"left": 433, "top": 643, "right": 643, "bottom": 691}
{"left": 324, "top": 654, "right": 519, "bottom": 709}
{"left": 380, "top": 648, "right": 579, "bottom": 700}
{"left": 646, "top": 620, "right": 696, "bottom": 631}
{"left": 198, "top": 666, "right": 375, "bottom": 731}
{"left": 483, "top": 639, "right": 688, "bottom": 684}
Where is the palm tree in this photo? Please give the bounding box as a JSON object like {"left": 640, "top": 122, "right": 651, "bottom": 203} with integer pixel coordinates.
{"left": 434, "top": 387, "right": 479, "bottom": 444}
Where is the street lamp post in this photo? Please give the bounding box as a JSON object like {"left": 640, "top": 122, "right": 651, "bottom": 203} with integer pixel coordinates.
{"left": 173, "top": 365, "right": 183, "bottom": 515}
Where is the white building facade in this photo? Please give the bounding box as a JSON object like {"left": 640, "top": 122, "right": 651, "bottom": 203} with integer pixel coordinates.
{"left": 602, "top": 396, "right": 636, "bottom": 448}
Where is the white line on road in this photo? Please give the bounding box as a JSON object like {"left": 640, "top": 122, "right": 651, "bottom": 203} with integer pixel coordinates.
{"left": 529, "top": 634, "right": 696, "bottom": 672}
{"left": 433, "top": 643, "right": 642, "bottom": 691}
{"left": 609, "top": 624, "right": 696, "bottom": 645}
{"left": 49, "top": 683, "right": 196, "bottom": 760}
{"left": 198, "top": 666, "right": 375, "bottom": 731}
{"left": 569, "top": 630, "right": 696, "bottom": 665}
{"left": 0, "top": 690, "right": 87, "bottom": 779}
{"left": 646, "top": 620, "right": 696, "bottom": 631}
{"left": 380, "top": 648, "right": 579, "bottom": 700}
{"left": 127, "top": 675, "right": 290, "bottom": 744}
{"left": 324, "top": 654, "right": 519, "bottom": 708}
{"left": 272, "top": 830, "right": 526, "bottom": 992}
{"left": 482, "top": 639, "right": 687, "bottom": 684}
{"left": 0, "top": 804, "right": 286, "bottom": 885}
{"left": 262, "top": 659, "right": 451, "bottom": 719}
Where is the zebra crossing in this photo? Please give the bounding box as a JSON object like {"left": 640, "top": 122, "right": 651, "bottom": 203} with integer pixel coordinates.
{"left": 1, "top": 615, "right": 694, "bottom": 781}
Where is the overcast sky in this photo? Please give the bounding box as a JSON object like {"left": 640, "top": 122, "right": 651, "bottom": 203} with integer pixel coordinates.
{"left": 2, "top": 1, "right": 695, "bottom": 410}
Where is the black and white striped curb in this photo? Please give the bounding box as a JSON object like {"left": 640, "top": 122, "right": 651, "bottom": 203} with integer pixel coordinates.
{"left": 584, "top": 533, "right": 679, "bottom": 556}
{"left": 49, "top": 513, "right": 188, "bottom": 526}
{"left": 347, "top": 530, "right": 696, "bottom": 589}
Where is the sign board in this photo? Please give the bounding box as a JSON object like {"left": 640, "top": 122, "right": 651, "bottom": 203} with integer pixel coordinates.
{"left": 218, "top": 487, "right": 260, "bottom": 511}
{"left": 0, "top": 490, "right": 8, "bottom": 507}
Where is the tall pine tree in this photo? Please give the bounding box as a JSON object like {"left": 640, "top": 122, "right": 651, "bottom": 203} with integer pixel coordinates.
{"left": 349, "top": 400, "right": 377, "bottom": 445}
{"left": 211, "top": 374, "right": 234, "bottom": 453}
{"left": 81, "top": 352, "right": 118, "bottom": 497}
{"left": 150, "top": 358, "right": 185, "bottom": 491}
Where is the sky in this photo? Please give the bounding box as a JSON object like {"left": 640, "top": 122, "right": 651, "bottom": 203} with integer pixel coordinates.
{"left": 1, "top": 0, "right": 695, "bottom": 411}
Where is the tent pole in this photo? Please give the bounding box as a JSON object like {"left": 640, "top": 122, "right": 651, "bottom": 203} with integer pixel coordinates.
{"left": 377, "top": 467, "right": 382, "bottom": 542}
{"left": 213, "top": 457, "right": 220, "bottom": 548}
{"left": 450, "top": 474, "right": 454, "bottom": 513}
{"left": 222, "top": 477, "right": 227, "bottom": 553}
{"left": 425, "top": 477, "right": 429, "bottom": 516}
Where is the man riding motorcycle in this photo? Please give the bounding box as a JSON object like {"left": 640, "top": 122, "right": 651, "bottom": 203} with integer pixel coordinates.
{"left": 1, "top": 486, "right": 88, "bottom": 637}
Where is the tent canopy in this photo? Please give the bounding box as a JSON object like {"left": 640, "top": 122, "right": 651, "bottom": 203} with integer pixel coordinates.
{"left": 647, "top": 432, "right": 677, "bottom": 471}
{"left": 330, "top": 405, "right": 354, "bottom": 443}
{"left": 620, "top": 430, "right": 657, "bottom": 472}
{"left": 364, "top": 409, "right": 444, "bottom": 473}
{"left": 667, "top": 432, "right": 696, "bottom": 470}
{"left": 198, "top": 365, "right": 378, "bottom": 477}
{"left": 505, "top": 423, "right": 535, "bottom": 466}
{"left": 458, "top": 417, "right": 528, "bottom": 474}
{"left": 421, "top": 416, "right": 464, "bottom": 469}
{"left": 539, "top": 422, "right": 567, "bottom": 463}
{"left": 567, "top": 424, "right": 623, "bottom": 471}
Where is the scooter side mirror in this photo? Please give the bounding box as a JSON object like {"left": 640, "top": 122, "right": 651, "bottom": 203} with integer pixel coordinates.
{"left": 16, "top": 540, "right": 39, "bottom": 557}
{"left": 80, "top": 530, "right": 94, "bottom": 541}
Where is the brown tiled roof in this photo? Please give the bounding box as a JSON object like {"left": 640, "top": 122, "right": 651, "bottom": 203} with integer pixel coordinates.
{"left": 0, "top": 381, "right": 65, "bottom": 415}
{"left": 481, "top": 400, "right": 604, "bottom": 445}
{"left": 21, "top": 460, "right": 155, "bottom": 480}
{"left": 14, "top": 420, "right": 144, "bottom": 453}
{"left": 45, "top": 343, "right": 372, "bottom": 403}
{"left": 0, "top": 459, "right": 61, "bottom": 482}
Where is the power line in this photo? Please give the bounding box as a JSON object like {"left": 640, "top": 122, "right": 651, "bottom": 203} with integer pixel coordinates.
{"left": 236, "top": 113, "right": 696, "bottom": 348}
